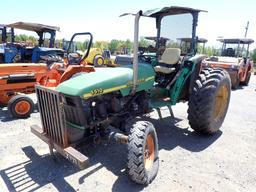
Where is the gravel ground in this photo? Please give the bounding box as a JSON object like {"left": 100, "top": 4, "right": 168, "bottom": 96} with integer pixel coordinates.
{"left": 0, "top": 75, "right": 256, "bottom": 192}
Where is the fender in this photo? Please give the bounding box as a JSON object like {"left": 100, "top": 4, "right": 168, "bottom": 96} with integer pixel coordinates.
{"left": 169, "top": 54, "right": 206, "bottom": 105}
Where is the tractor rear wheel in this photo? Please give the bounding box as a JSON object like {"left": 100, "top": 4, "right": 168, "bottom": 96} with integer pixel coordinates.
{"left": 188, "top": 68, "right": 231, "bottom": 134}
{"left": 8, "top": 95, "right": 34, "bottom": 118}
{"left": 127, "top": 121, "right": 159, "bottom": 185}
{"left": 93, "top": 55, "right": 104, "bottom": 67}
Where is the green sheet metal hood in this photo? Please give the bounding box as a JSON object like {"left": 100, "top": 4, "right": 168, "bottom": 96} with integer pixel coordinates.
{"left": 56, "top": 63, "right": 155, "bottom": 98}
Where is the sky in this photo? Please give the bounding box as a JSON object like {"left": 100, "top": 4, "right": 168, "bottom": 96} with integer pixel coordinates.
{"left": 1, "top": 0, "right": 256, "bottom": 49}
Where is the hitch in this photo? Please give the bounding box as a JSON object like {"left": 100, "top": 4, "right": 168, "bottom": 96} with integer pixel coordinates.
{"left": 31, "top": 124, "right": 90, "bottom": 169}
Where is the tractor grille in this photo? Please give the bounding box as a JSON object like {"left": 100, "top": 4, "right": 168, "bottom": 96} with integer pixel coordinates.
{"left": 35, "top": 85, "right": 68, "bottom": 147}
{"left": 63, "top": 96, "right": 88, "bottom": 127}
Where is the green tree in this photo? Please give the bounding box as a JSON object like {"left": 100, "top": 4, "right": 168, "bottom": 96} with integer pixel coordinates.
{"left": 93, "top": 41, "right": 109, "bottom": 50}
{"left": 117, "top": 40, "right": 127, "bottom": 54}
{"left": 166, "top": 40, "right": 179, "bottom": 48}
{"left": 138, "top": 37, "right": 152, "bottom": 47}
{"left": 124, "top": 39, "right": 132, "bottom": 53}
{"left": 14, "top": 34, "right": 28, "bottom": 42}
{"left": 19, "top": 34, "right": 29, "bottom": 41}
{"left": 251, "top": 49, "right": 256, "bottom": 71}
{"left": 76, "top": 41, "right": 85, "bottom": 51}
{"left": 252, "top": 49, "right": 256, "bottom": 63}
{"left": 14, "top": 34, "right": 38, "bottom": 45}
{"left": 204, "top": 46, "right": 219, "bottom": 56}
{"left": 108, "top": 39, "right": 120, "bottom": 54}
{"left": 28, "top": 35, "right": 37, "bottom": 43}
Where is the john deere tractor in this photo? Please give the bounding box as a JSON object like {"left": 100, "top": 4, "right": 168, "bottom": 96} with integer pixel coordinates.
{"left": 31, "top": 6, "right": 231, "bottom": 185}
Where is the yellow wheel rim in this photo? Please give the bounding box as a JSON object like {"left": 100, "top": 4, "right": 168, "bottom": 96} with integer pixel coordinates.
{"left": 214, "top": 85, "right": 229, "bottom": 121}
{"left": 97, "top": 58, "right": 104, "bottom": 65}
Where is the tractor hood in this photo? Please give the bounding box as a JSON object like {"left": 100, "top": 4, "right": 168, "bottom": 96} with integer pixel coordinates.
{"left": 56, "top": 63, "right": 155, "bottom": 98}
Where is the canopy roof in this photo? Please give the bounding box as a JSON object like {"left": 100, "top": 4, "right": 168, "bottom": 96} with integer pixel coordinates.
{"left": 217, "top": 38, "right": 254, "bottom": 44}
{"left": 177, "top": 37, "right": 208, "bottom": 43}
{"left": 143, "top": 6, "right": 206, "bottom": 18}
{"left": 0, "top": 24, "right": 5, "bottom": 28}
{"left": 6, "top": 22, "right": 60, "bottom": 33}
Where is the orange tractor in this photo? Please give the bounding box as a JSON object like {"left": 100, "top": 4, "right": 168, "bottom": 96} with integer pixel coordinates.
{"left": 0, "top": 64, "right": 48, "bottom": 117}
{"left": 0, "top": 31, "right": 95, "bottom": 118}
{"left": 202, "top": 38, "right": 254, "bottom": 89}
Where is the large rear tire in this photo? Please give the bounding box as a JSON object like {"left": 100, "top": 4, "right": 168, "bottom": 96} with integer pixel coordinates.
{"left": 8, "top": 95, "right": 34, "bottom": 118}
{"left": 188, "top": 68, "right": 231, "bottom": 134}
{"left": 127, "top": 121, "right": 159, "bottom": 185}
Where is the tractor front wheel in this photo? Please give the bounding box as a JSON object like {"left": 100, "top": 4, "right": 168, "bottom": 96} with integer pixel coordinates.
{"left": 188, "top": 68, "right": 231, "bottom": 134}
{"left": 127, "top": 121, "right": 159, "bottom": 185}
{"left": 8, "top": 95, "right": 34, "bottom": 118}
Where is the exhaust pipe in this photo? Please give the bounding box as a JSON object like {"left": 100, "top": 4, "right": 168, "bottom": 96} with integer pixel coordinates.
{"left": 132, "top": 10, "right": 142, "bottom": 94}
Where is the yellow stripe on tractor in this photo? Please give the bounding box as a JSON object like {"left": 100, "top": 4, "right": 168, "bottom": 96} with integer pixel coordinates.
{"left": 83, "top": 76, "right": 155, "bottom": 99}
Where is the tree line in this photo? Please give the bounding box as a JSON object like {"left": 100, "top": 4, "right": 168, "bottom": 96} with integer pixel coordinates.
{"left": 12, "top": 34, "right": 256, "bottom": 65}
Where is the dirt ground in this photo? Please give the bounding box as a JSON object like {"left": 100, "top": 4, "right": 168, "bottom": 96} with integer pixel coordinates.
{"left": 0, "top": 75, "right": 256, "bottom": 192}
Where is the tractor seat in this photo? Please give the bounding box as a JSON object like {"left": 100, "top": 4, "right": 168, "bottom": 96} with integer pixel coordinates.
{"left": 154, "top": 48, "right": 181, "bottom": 74}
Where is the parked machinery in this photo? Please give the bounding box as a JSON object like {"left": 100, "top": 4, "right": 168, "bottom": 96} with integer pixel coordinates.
{"left": 0, "top": 30, "right": 94, "bottom": 118}
{"left": 78, "top": 48, "right": 115, "bottom": 67}
{"left": 178, "top": 37, "right": 208, "bottom": 55}
{"left": 31, "top": 6, "right": 231, "bottom": 185}
{"left": 202, "top": 38, "right": 254, "bottom": 89}
{"left": 0, "top": 22, "right": 64, "bottom": 64}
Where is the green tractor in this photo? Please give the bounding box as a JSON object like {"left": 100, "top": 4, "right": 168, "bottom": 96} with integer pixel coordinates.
{"left": 31, "top": 6, "right": 231, "bottom": 185}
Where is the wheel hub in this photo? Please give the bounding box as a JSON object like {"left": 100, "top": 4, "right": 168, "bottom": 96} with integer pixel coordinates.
{"left": 214, "top": 84, "right": 229, "bottom": 120}
{"left": 15, "top": 100, "right": 31, "bottom": 115}
{"left": 144, "top": 134, "right": 155, "bottom": 170}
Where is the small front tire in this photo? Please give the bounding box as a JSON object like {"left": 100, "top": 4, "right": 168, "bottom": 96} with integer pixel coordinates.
{"left": 127, "top": 121, "right": 159, "bottom": 185}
